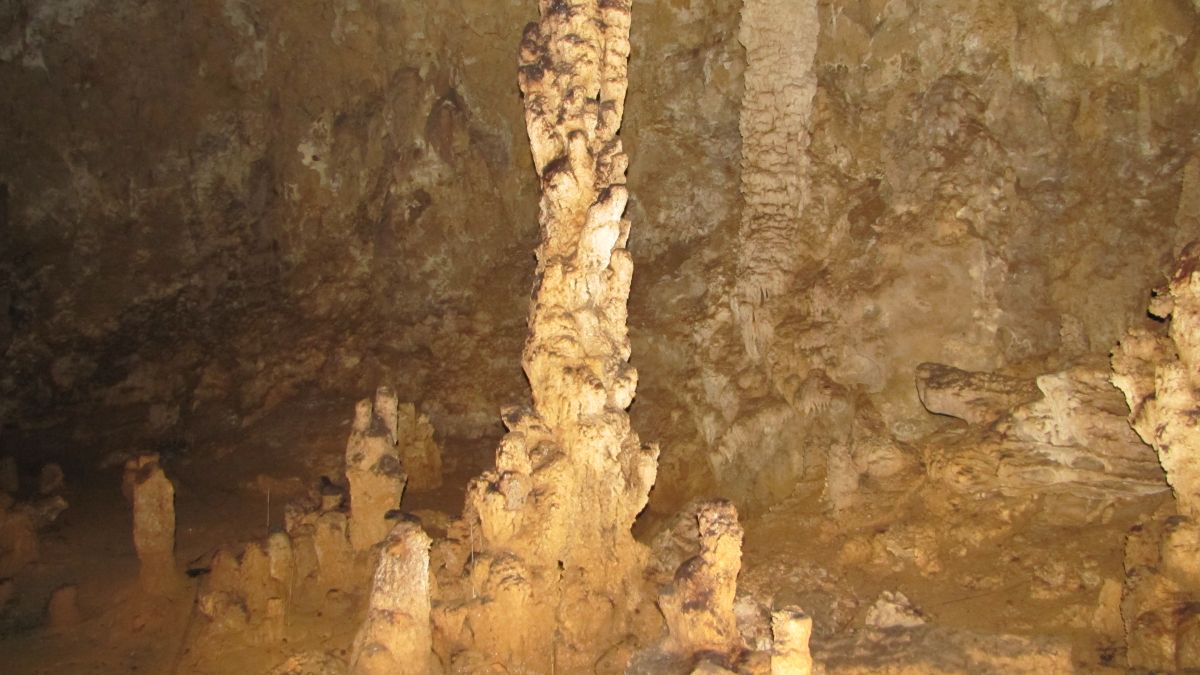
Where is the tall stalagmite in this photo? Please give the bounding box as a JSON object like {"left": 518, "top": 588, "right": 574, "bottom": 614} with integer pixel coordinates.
{"left": 433, "top": 0, "right": 658, "bottom": 670}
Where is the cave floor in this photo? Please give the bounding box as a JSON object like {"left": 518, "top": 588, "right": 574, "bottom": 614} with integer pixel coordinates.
{"left": 0, "top": 393, "right": 1166, "bottom": 674}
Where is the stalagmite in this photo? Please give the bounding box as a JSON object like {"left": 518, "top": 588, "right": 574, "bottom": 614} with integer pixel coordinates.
{"left": 431, "top": 1, "right": 658, "bottom": 670}
{"left": 657, "top": 500, "right": 745, "bottom": 663}
{"left": 349, "top": 521, "right": 433, "bottom": 675}
{"left": 770, "top": 607, "right": 813, "bottom": 675}
{"left": 398, "top": 403, "right": 442, "bottom": 491}
{"left": 125, "top": 453, "right": 177, "bottom": 593}
{"left": 345, "top": 387, "right": 407, "bottom": 552}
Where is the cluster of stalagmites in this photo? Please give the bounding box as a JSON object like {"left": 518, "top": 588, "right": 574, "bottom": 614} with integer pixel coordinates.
{"left": 185, "top": 386, "right": 443, "bottom": 653}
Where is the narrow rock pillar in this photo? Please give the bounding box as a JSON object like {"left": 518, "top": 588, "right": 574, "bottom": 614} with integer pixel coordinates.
{"left": 350, "top": 521, "right": 433, "bottom": 675}
{"left": 125, "top": 454, "right": 177, "bottom": 594}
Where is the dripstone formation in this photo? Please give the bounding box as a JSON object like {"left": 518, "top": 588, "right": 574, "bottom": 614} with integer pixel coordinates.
{"left": 429, "top": 1, "right": 660, "bottom": 670}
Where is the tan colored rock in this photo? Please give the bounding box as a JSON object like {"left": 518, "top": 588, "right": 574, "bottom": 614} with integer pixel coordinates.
{"left": 314, "top": 510, "right": 355, "bottom": 593}
{"left": 928, "top": 364, "right": 1166, "bottom": 504}
{"left": 771, "top": 607, "right": 814, "bottom": 675}
{"left": 350, "top": 521, "right": 433, "bottom": 675}
{"left": 124, "top": 453, "right": 177, "bottom": 593}
{"left": 398, "top": 403, "right": 442, "bottom": 491}
{"left": 1113, "top": 241, "right": 1200, "bottom": 518}
{"left": 345, "top": 387, "right": 407, "bottom": 552}
{"left": 432, "top": 1, "right": 659, "bottom": 671}
{"left": 0, "top": 507, "right": 38, "bottom": 577}
{"left": 658, "top": 500, "right": 745, "bottom": 662}
{"left": 914, "top": 363, "right": 1040, "bottom": 426}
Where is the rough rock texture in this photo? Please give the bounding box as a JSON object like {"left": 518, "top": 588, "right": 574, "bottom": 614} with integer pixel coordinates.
{"left": 658, "top": 501, "right": 745, "bottom": 661}
{"left": 397, "top": 403, "right": 442, "bottom": 491}
{"left": 1114, "top": 241, "right": 1200, "bottom": 518}
{"left": 349, "top": 521, "right": 433, "bottom": 675}
{"left": 0, "top": 0, "right": 539, "bottom": 444}
{"left": 915, "top": 363, "right": 1041, "bottom": 426}
{"left": 345, "top": 387, "right": 407, "bottom": 552}
{"left": 927, "top": 362, "right": 1167, "bottom": 506}
{"left": 430, "top": 2, "right": 658, "bottom": 670}
{"left": 125, "top": 453, "right": 177, "bottom": 593}
{"left": 627, "top": 0, "right": 1200, "bottom": 516}
{"left": 770, "top": 607, "right": 814, "bottom": 675}
{"left": 1112, "top": 242, "right": 1200, "bottom": 670}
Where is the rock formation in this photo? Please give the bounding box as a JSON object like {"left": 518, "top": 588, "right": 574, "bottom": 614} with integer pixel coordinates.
{"left": 349, "top": 521, "right": 433, "bottom": 675}
{"left": 925, "top": 362, "right": 1167, "bottom": 507}
{"left": 1112, "top": 241, "right": 1200, "bottom": 670}
{"left": 124, "top": 454, "right": 177, "bottom": 594}
{"left": 345, "top": 387, "right": 408, "bottom": 552}
{"left": 655, "top": 500, "right": 746, "bottom": 666}
{"left": 770, "top": 607, "right": 814, "bottom": 675}
{"left": 732, "top": 0, "right": 819, "bottom": 365}
{"left": 430, "top": 1, "right": 659, "bottom": 670}
{"left": 397, "top": 403, "right": 442, "bottom": 491}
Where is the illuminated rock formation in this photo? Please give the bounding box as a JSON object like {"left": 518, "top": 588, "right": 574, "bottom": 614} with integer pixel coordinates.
{"left": 770, "top": 607, "right": 814, "bottom": 675}
{"left": 1112, "top": 241, "right": 1200, "bottom": 670}
{"left": 346, "top": 387, "right": 408, "bottom": 552}
{"left": 125, "top": 453, "right": 178, "bottom": 594}
{"left": 349, "top": 521, "right": 433, "bottom": 675}
{"left": 657, "top": 500, "right": 745, "bottom": 664}
{"left": 398, "top": 403, "right": 442, "bottom": 491}
{"left": 431, "top": 0, "right": 659, "bottom": 670}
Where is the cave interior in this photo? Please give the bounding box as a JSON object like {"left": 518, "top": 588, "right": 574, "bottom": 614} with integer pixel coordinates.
{"left": 2, "top": 0, "right": 1200, "bottom": 673}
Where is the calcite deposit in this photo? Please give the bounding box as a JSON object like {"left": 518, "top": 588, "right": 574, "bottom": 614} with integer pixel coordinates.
{"left": 430, "top": 1, "right": 659, "bottom": 670}
{"left": 125, "top": 454, "right": 177, "bottom": 593}
{"left": 1112, "top": 242, "right": 1200, "bottom": 670}
{"left": 349, "top": 521, "right": 433, "bottom": 675}
{"left": 345, "top": 387, "right": 408, "bottom": 552}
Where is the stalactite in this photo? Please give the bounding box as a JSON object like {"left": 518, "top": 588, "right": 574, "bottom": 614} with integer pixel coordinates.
{"left": 733, "top": 0, "right": 819, "bottom": 364}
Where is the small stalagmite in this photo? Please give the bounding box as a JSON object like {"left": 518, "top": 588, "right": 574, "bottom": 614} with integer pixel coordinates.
{"left": 345, "top": 387, "right": 408, "bottom": 552}
{"left": 771, "top": 607, "right": 813, "bottom": 675}
{"left": 658, "top": 500, "right": 745, "bottom": 662}
{"left": 399, "top": 403, "right": 442, "bottom": 491}
{"left": 349, "top": 520, "right": 433, "bottom": 675}
{"left": 124, "top": 453, "right": 177, "bottom": 593}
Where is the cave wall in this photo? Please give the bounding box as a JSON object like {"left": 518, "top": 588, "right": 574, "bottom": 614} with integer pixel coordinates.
{"left": 628, "top": 0, "right": 1200, "bottom": 513}
{"left": 0, "top": 0, "right": 538, "bottom": 442}
{"left": 1, "top": 0, "right": 1198, "bottom": 517}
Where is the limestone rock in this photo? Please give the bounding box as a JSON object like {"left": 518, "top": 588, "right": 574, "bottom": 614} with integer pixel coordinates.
{"left": 0, "top": 507, "right": 37, "bottom": 578}
{"left": 771, "top": 607, "right": 814, "bottom": 675}
{"left": 431, "top": 2, "right": 660, "bottom": 671}
{"left": 927, "top": 364, "right": 1166, "bottom": 503}
{"left": 345, "top": 387, "right": 407, "bottom": 552}
{"left": 124, "top": 453, "right": 177, "bottom": 593}
{"left": 350, "top": 521, "right": 434, "bottom": 675}
{"left": 864, "top": 591, "right": 926, "bottom": 630}
{"left": 914, "top": 363, "right": 1040, "bottom": 426}
{"left": 1113, "top": 240, "right": 1200, "bottom": 518}
{"left": 398, "top": 404, "right": 442, "bottom": 491}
